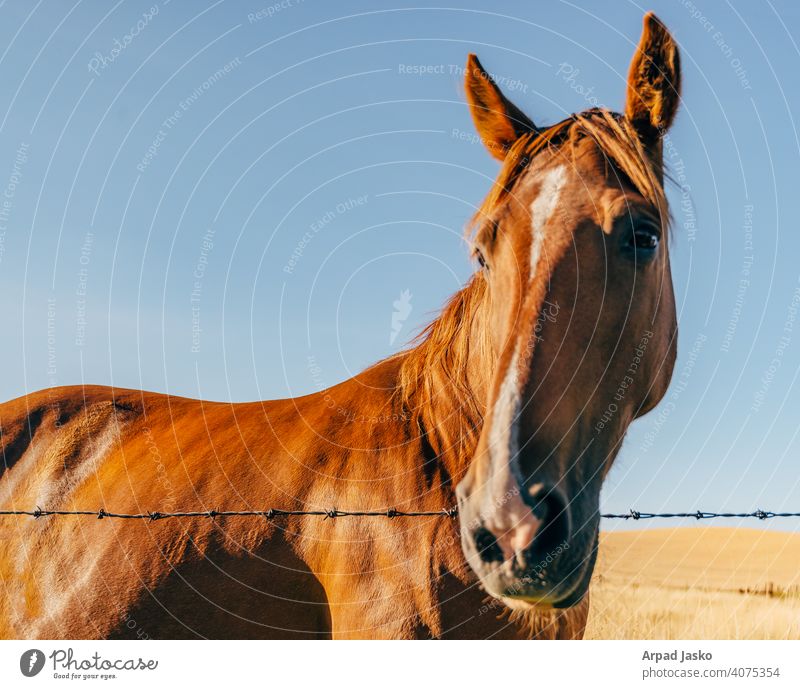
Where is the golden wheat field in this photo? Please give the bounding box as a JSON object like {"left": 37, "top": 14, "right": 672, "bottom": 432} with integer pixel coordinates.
{"left": 585, "top": 527, "right": 800, "bottom": 640}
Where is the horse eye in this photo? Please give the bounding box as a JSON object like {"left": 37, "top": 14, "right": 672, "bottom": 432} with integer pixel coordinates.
{"left": 627, "top": 225, "right": 660, "bottom": 252}
{"left": 474, "top": 248, "right": 488, "bottom": 270}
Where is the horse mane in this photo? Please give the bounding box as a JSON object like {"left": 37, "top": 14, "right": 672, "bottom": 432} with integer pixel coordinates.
{"left": 395, "top": 275, "right": 490, "bottom": 460}
{"left": 394, "top": 108, "right": 669, "bottom": 462}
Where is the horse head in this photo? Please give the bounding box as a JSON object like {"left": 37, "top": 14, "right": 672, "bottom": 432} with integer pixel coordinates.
{"left": 455, "top": 13, "right": 681, "bottom": 610}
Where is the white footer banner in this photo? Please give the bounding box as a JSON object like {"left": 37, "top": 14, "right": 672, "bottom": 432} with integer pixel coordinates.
{"left": 0, "top": 640, "right": 796, "bottom": 687}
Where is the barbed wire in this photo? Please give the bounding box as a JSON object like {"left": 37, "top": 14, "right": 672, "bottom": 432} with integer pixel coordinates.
{"left": 0, "top": 507, "right": 460, "bottom": 521}
{"left": 0, "top": 507, "right": 798, "bottom": 521}
{"left": 600, "top": 509, "right": 800, "bottom": 520}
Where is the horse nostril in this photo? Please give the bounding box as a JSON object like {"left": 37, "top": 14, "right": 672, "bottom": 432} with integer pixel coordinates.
{"left": 473, "top": 526, "right": 505, "bottom": 564}
{"left": 526, "top": 484, "right": 571, "bottom": 553}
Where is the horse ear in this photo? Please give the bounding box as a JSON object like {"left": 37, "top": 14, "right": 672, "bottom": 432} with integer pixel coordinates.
{"left": 465, "top": 54, "right": 536, "bottom": 161}
{"left": 625, "top": 12, "right": 681, "bottom": 143}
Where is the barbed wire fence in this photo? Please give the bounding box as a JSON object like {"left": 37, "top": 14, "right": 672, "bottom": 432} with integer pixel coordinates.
{"left": 0, "top": 507, "right": 799, "bottom": 521}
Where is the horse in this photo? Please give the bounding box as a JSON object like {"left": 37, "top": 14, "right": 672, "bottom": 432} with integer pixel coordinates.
{"left": 0, "top": 12, "right": 681, "bottom": 639}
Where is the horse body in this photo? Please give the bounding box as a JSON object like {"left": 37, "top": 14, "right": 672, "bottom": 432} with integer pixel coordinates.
{"left": 0, "top": 359, "right": 584, "bottom": 639}
{"left": 0, "top": 13, "right": 681, "bottom": 639}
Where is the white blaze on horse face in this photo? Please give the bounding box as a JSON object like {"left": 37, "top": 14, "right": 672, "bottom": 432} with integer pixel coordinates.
{"left": 529, "top": 165, "right": 567, "bottom": 279}
{"left": 485, "top": 341, "right": 538, "bottom": 564}
{"left": 488, "top": 164, "right": 567, "bottom": 470}
{"left": 489, "top": 342, "right": 522, "bottom": 473}
{"left": 482, "top": 165, "right": 567, "bottom": 563}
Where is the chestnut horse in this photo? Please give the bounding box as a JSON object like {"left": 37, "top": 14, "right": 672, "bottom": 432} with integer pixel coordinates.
{"left": 0, "top": 13, "right": 680, "bottom": 639}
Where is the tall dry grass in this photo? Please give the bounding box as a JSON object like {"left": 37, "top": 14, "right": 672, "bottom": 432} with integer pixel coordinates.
{"left": 586, "top": 581, "right": 800, "bottom": 639}
{"left": 584, "top": 527, "right": 800, "bottom": 640}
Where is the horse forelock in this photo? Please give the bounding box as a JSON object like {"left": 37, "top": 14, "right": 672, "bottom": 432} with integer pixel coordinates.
{"left": 468, "top": 108, "right": 669, "bottom": 242}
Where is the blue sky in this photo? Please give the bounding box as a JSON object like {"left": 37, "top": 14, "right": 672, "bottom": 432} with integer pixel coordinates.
{"left": 0, "top": 0, "right": 798, "bottom": 528}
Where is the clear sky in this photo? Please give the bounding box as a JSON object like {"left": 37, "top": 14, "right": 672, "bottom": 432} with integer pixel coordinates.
{"left": 0, "top": 0, "right": 798, "bottom": 529}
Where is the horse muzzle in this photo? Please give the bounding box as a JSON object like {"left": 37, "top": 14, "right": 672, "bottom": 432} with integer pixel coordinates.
{"left": 456, "top": 480, "right": 599, "bottom": 609}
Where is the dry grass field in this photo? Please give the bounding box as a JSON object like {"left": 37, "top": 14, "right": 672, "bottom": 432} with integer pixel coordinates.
{"left": 585, "top": 527, "right": 800, "bottom": 639}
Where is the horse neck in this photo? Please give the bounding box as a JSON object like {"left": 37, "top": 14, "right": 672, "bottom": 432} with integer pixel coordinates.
{"left": 397, "top": 275, "right": 493, "bottom": 482}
